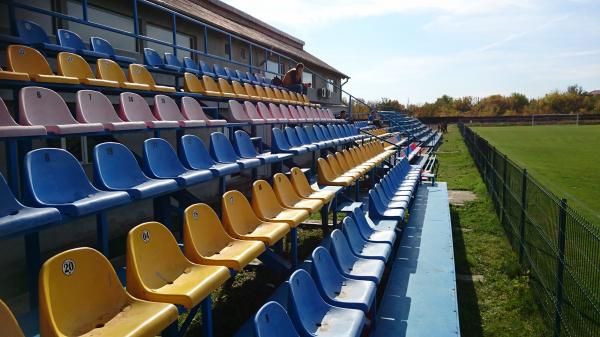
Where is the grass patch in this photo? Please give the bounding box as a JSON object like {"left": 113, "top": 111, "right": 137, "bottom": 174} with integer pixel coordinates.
{"left": 472, "top": 125, "right": 600, "bottom": 224}
{"left": 439, "top": 125, "right": 549, "bottom": 337}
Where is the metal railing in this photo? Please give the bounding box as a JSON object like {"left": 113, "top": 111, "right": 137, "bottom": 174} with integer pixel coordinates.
{"left": 458, "top": 123, "right": 600, "bottom": 337}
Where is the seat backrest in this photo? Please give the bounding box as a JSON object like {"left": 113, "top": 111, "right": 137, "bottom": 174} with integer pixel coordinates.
{"left": 76, "top": 90, "right": 123, "bottom": 124}
{"left": 257, "top": 102, "right": 274, "bottom": 120}
{"left": 284, "top": 127, "right": 303, "bottom": 147}
{"left": 39, "top": 247, "right": 132, "bottom": 337}
{"left": 232, "top": 81, "right": 247, "bottom": 96}
{"left": 181, "top": 97, "right": 210, "bottom": 121}
{"left": 213, "top": 63, "right": 227, "bottom": 78}
{"left": 203, "top": 75, "right": 221, "bottom": 92}
{"left": 154, "top": 95, "right": 185, "bottom": 121}
{"left": 57, "top": 29, "right": 86, "bottom": 51}
{"left": 143, "top": 48, "right": 164, "bottom": 67}
{"left": 127, "top": 221, "right": 191, "bottom": 292}
{"left": 119, "top": 92, "right": 157, "bottom": 122}
{"left": 236, "top": 70, "right": 248, "bottom": 81}
{"left": 271, "top": 127, "right": 291, "bottom": 151}
{"left": 183, "top": 57, "right": 199, "bottom": 70}
{"left": 244, "top": 83, "right": 258, "bottom": 97}
{"left": 143, "top": 138, "right": 187, "bottom": 177}
{"left": 254, "top": 302, "right": 300, "bottom": 337}
{"left": 93, "top": 142, "right": 150, "bottom": 190}
{"left": 184, "top": 73, "right": 206, "bottom": 93}
{"left": 279, "top": 105, "right": 294, "bottom": 119}
{"left": 0, "top": 299, "right": 25, "bottom": 337}
{"left": 183, "top": 203, "right": 233, "bottom": 261}
{"left": 272, "top": 88, "right": 285, "bottom": 101}
{"left": 19, "top": 86, "right": 78, "bottom": 127}
{"left": 221, "top": 190, "right": 262, "bottom": 236}
{"left": 342, "top": 217, "right": 366, "bottom": 254}
{"left": 311, "top": 246, "right": 346, "bottom": 295}
{"left": 96, "top": 58, "right": 128, "bottom": 83}
{"left": 25, "top": 148, "right": 97, "bottom": 205}
{"left": 269, "top": 103, "right": 284, "bottom": 119}
{"left": 247, "top": 72, "right": 259, "bottom": 83}
{"left": 90, "top": 37, "right": 116, "bottom": 56}
{"left": 179, "top": 134, "right": 216, "bottom": 169}
{"left": 17, "top": 20, "right": 50, "bottom": 44}
{"left": 0, "top": 98, "right": 18, "bottom": 127}
{"left": 288, "top": 269, "right": 329, "bottom": 335}
{"left": 254, "top": 85, "right": 268, "bottom": 99}
{"left": 224, "top": 67, "right": 238, "bottom": 80}
{"left": 260, "top": 76, "right": 272, "bottom": 87}
{"left": 281, "top": 90, "right": 293, "bottom": 102}
{"left": 233, "top": 130, "right": 259, "bottom": 157}
{"left": 317, "top": 158, "right": 337, "bottom": 183}
{"left": 350, "top": 207, "right": 375, "bottom": 232}
{"left": 287, "top": 106, "right": 301, "bottom": 120}
{"left": 272, "top": 173, "right": 302, "bottom": 207}
{"left": 295, "top": 126, "right": 311, "bottom": 145}
{"left": 7, "top": 45, "right": 54, "bottom": 76}
{"left": 289, "top": 167, "right": 314, "bottom": 198}
{"left": 243, "top": 101, "right": 263, "bottom": 120}
{"left": 209, "top": 131, "right": 240, "bottom": 163}
{"left": 199, "top": 60, "right": 213, "bottom": 75}
{"left": 329, "top": 229, "right": 357, "bottom": 271}
{"left": 129, "top": 64, "right": 157, "bottom": 86}
{"left": 57, "top": 52, "right": 95, "bottom": 79}
{"left": 263, "top": 87, "right": 278, "bottom": 101}
{"left": 218, "top": 78, "right": 235, "bottom": 95}
{"left": 164, "top": 52, "right": 182, "bottom": 67}
{"left": 251, "top": 180, "right": 285, "bottom": 219}
{"left": 0, "top": 173, "right": 25, "bottom": 219}
{"left": 303, "top": 126, "right": 319, "bottom": 143}
{"left": 228, "top": 100, "right": 250, "bottom": 121}
{"left": 313, "top": 125, "right": 327, "bottom": 141}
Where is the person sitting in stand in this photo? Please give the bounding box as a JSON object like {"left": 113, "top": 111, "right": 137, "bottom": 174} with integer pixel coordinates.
{"left": 282, "top": 63, "right": 307, "bottom": 94}
{"left": 338, "top": 110, "right": 348, "bottom": 121}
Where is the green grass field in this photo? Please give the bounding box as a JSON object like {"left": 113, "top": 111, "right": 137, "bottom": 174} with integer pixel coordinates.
{"left": 472, "top": 125, "right": 600, "bottom": 225}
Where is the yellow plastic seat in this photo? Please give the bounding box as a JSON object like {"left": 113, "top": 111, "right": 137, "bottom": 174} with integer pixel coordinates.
{"left": 263, "top": 87, "right": 281, "bottom": 103}
{"left": 302, "top": 94, "right": 310, "bottom": 106}
{"left": 96, "top": 59, "right": 150, "bottom": 90}
{"left": 57, "top": 52, "right": 119, "bottom": 88}
{"left": 0, "top": 66, "right": 30, "bottom": 81}
{"left": 183, "top": 203, "right": 265, "bottom": 271}
{"left": 231, "top": 80, "right": 250, "bottom": 99}
{"left": 184, "top": 72, "right": 206, "bottom": 94}
{"left": 203, "top": 75, "right": 224, "bottom": 96}
{"left": 126, "top": 222, "right": 230, "bottom": 309}
{"left": 0, "top": 300, "right": 25, "bottom": 337}
{"left": 344, "top": 149, "right": 375, "bottom": 171}
{"left": 217, "top": 78, "right": 238, "bottom": 98}
{"left": 243, "top": 83, "right": 262, "bottom": 100}
{"left": 280, "top": 89, "right": 294, "bottom": 104}
{"left": 290, "top": 167, "right": 335, "bottom": 203}
{"left": 272, "top": 173, "right": 324, "bottom": 213}
{"left": 7, "top": 45, "right": 79, "bottom": 84}
{"left": 222, "top": 190, "right": 290, "bottom": 246}
{"left": 254, "top": 85, "right": 273, "bottom": 102}
{"left": 317, "top": 158, "right": 353, "bottom": 186}
{"left": 272, "top": 88, "right": 289, "bottom": 103}
{"left": 327, "top": 154, "right": 361, "bottom": 180}
{"left": 129, "top": 64, "right": 176, "bottom": 92}
{"left": 39, "top": 247, "right": 178, "bottom": 337}
{"left": 289, "top": 91, "right": 301, "bottom": 103}
{"left": 251, "top": 180, "right": 310, "bottom": 227}
{"left": 335, "top": 152, "right": 368, "bottom": 175}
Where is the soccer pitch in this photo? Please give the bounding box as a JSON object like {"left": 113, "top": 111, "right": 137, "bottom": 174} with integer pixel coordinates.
{"left": 472, "top": 124, "right": 600, "bottom": 225}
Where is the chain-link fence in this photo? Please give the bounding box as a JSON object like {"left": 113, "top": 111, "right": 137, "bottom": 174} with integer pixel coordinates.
{"left": 458, "top": 123, "right": 600, "bottom": 337}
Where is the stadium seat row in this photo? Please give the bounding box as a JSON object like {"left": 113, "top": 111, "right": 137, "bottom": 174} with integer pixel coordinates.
{"left": 226, "top": 100, "right": 342, "bottom": 125}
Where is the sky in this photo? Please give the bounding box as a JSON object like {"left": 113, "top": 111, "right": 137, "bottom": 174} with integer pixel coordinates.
{"left": 222, "top": 0, "right": 600, "bottom": 104}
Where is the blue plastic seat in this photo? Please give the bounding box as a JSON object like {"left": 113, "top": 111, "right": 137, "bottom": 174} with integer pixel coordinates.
{"left": 17, "top": 20, "right": 75, "bottom": 53}
{"left": 199, "top": 60, "right": 216, "bottom": 77}
{"left": 315, "top": 125, "right": 341, "bottom": 145}
{"left": 224, "top": 67, "right": 239, "bottom": 81}
{"left": 349, "top": 208, "right": 396, "bottom": 245}
{"left": 271, "top": 128, "right": 308, "bottom": 155}
{"left": 254, "top": 301, "right": 300, "bottom": 337}
{"left": 368, "top": 189, "right": 405, "bottom": 221}
{"left": 304, "top": 126, "right": 333, "bottom": 147}
{"left": 329, "top": 230, "right": 384, "bottom": 284}
{"left": 234, "top": 130, "right": 292, "bottom": 164}
{"left": 342, "top": 217, "right": 391, "bottom": 262}
{"left": 179, "top": 134, "right": 241, "bottom": 176}
{"left": 259, "top": 76, "right": 274, "bottom": 88}
{"left": 311, "top": 247, "right": 376, "bottom": 313}
{"left": 90, "top": 37, "right": 136, "bottom": 63}
{"left": 295, "top": 126, "right": 324, "bottom": 149}
{"left": 24, "top": 148, "right": 131, "bottom": 217}
{"left": 236, "top": 70, "right": 252, "bottom": 84}
{"left": 246, "top": 72, "right": 262, "bottom": 85}
{"left": 183, "top": 57, "right": 201, "bottom": 74}
{"left": 143, "top": 138, "right": 214, "bottom": 187}
{"left": 0, "top": 174, "right": 61, "bottom": 237}
{"left": 57, "top": 29, "right": 107, "bottom": 58}
{"left": 288, "top": 269, "right": 365, "bottom": 337}
{"left": 93, "top": 142, "right": 178, "bottom": 199}
{"left": 213, "top": 63, "right": 229, "bottom": 80}
{"left": 374, "top": 184, "right": 409, "bottom": 209}
{"left": 143, "top": 48, "right": 181, "bottom": 72}
{"left": 209, "top": 132, "right": 261, "bottom": 169}
{"left": 164, "top": 52, "right": 188, "bottom": 72}
{"left": 285, "top": 127, "right": 318, "bottom": 152}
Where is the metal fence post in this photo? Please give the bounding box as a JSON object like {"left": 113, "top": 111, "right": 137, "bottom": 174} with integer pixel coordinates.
{"left": 518, "top": 168, "right": 528, "bottom": 263}
{"left": 554, "top": 198, "right": 568, "bottom": 337}
{"left": 501, "top": 154, "right": 508, "bottom": 228}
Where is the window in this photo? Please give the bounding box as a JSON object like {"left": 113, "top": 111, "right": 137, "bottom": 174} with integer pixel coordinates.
{"left": 16, "top": 0, "right": 53, "bottom": 34}
{"left": 66, "top": 1, "right": 135, "bottom": 52}
{"left": 327, "top": 79, "right": 334, "bottom": 92}
{"left": 265, "top": 60, "right": 279, "bottom": 79}
{"left": 146, "top": 23, "right": 193, "bottom": 59}
{"left": 302, "top": 71, "right": 313, "bottom": 86}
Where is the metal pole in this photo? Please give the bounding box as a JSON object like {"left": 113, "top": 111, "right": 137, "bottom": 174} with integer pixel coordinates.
{"left": 554, "top": 198, "right": 568, "bottom": 337}
{"left": 518, "top": 168, "right": 528, "bottom": 263}
{"left": 171, "top": 13, "right": 177, "bottom": 56}
{"left": 82, "top": 0, "right": 88, "bottom": 21}
{"left": 203, "top": 26, "right": 208, "bottom": 54}
{"left": 501, "top": 154, "right": 507, "bottom": 227}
